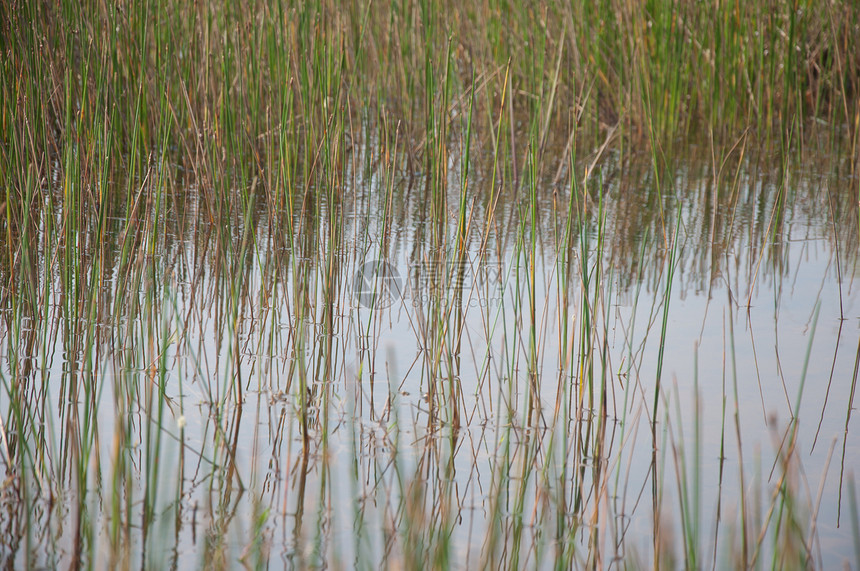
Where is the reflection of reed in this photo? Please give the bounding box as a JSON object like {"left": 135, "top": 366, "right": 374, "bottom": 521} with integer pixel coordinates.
{"left": 1, "top": 130, "right": 857, "bottom": 567}
{"left": 2, "top": 1, "right": 860, "bottom": 566}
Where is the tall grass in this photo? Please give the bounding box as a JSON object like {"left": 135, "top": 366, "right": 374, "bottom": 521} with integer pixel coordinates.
{"left": 1, "top": 0, "right": 859, "bottom": 569}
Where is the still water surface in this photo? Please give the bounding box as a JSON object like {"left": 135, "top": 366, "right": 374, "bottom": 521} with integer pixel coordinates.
{"left": 2, "top": 145, "right": 859, "bottom": 568}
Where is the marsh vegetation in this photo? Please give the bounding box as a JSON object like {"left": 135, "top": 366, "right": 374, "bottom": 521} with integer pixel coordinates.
{"left": 2, "top": 1, "right": 860, "bottom": 568}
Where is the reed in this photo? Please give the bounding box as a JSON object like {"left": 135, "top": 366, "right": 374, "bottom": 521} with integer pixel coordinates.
{"left": 1, "top": 0, "right": 859, "bottom": 569}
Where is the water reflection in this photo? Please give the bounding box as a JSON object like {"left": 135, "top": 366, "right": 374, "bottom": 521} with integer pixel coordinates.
{"left": 1, "top": 140, "right": 859, "bottom": 568}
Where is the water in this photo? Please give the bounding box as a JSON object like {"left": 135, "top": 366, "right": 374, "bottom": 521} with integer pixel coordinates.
{"left": 1, "top": 144, "right": 859, "bottom": 569}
